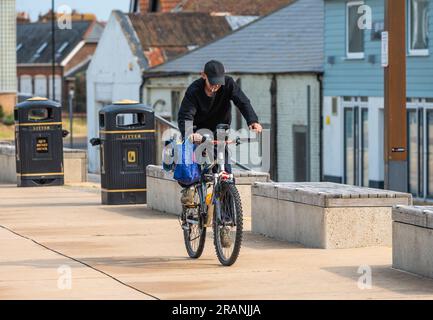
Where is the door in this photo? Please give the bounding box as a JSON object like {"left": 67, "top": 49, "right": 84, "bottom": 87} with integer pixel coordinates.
{"left": 293, "top": 125, "right": 307, "bottom": 182}
{"left": 344, "top": 107, "right": 369, "bottom": 186}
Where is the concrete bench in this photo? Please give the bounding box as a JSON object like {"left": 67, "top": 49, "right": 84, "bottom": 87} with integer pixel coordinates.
{"left": 393, "top": 205, "right": 433, "bottom": 278}
{"left": 0, "top": 141, "right": 87, "bottom": 184}
{"left": 146, "top": 165, "right": 270, "bottom": 216}
{"left": 252, "top": 182, "right": 412, "bottom": 249}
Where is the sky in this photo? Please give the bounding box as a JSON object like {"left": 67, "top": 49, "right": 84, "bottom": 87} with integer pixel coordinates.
{"left": 16, "top": 0, "right": 131, "bottom": 22}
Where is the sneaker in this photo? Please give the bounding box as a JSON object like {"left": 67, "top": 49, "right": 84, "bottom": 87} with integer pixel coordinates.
{"left": 181, "top": 187, "right": 195, "bottom": 206}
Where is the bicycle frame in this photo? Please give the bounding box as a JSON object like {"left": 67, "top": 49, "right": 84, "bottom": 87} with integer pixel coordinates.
{"left": 195, "top": 142, "right": 235, "bottom": 228}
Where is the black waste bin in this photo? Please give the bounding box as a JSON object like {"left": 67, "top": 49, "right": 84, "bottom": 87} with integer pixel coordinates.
{"left": 91, "top": 100, "right": 156, "bottom": 205}
{"left": 14, "top": 97, "right": 67, "bottom": 187}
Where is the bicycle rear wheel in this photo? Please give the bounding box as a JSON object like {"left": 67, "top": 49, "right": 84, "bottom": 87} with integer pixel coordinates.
{"left": 182, "top": 189, "right": 206, "bottom": 259}
{"left": 213, "top": 182, "right": 243, "bottom": 266}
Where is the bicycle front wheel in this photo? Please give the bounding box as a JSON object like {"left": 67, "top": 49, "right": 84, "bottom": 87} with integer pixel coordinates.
{"left": 213, "top": 182, "right": 243, "bottom": 266}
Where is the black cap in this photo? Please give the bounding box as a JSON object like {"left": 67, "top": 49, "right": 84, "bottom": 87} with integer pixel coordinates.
{"left": 204, "top": 60, "right": 225, "bottom": 85}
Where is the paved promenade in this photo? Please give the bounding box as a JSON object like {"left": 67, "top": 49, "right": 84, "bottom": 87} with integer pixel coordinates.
{"left": 1, "top": 183, "right": 433, "bottom": 300}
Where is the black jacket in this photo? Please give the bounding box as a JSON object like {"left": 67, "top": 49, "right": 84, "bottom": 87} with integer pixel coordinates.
{"left": 177, "top": 76, "right": 259, "bottom": 137}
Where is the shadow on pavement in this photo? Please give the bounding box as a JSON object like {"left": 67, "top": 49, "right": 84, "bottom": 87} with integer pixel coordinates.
{"left": 322, "top": 264, "right": 433, "bottom": 296}
{"left": 0, "top": 201, "right": 100, "bottom": 209}
{"left": 0, "top": 255, "right": 216, "bottom": 271}
{"left": 100, "top": 206, "right": 177, "bottom": 221}
{"left": 241, "top": 231, "right": 308, "bottom": 250}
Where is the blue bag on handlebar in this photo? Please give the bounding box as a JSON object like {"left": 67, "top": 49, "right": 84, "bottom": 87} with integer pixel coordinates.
{"left": 173, "top": 139, "right": 201, "bottom": 185}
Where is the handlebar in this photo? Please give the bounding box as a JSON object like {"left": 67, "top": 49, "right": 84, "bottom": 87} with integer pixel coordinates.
{"left": 200, "top": 136, "right": 255, "bottom": 146}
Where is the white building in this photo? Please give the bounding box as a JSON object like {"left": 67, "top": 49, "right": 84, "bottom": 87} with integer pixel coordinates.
{"left": 86, "top": 10, "right": 256, "bottom": 172}
{"left": 0, "top": 0, "right": 17, "bottom": 114}
{"left": 142, "top": 0, "right": 324, "bottom": 182}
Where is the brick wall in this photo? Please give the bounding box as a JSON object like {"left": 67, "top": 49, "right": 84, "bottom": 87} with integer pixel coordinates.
{"left": 139, "top": 0, "right": 180, "bottom": 12}
{"left": 16, "top": 65, "right": 63, "bottom": 104}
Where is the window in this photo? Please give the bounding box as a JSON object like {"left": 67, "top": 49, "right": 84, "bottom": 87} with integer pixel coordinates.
{"left": 361, "top": 109, "right": 369, "bottom": 187}
{"left": 332, "top": 97, "right": 338, "bottom": 115}
{"left": 427, "top": 111, "right": 433, "bottom": 197}
{"left": 16, "top": 43, "right": 22, "bottom": 52}
{"left": 346, "top": 1, "right": 365, "bottom": 59}
{"left": 344, "top": 108, "right": 357, "bottom": 185}
{"left": 48, "top": 75, "right": 62, "bottom": 101}
{"left": 19, "top": 75, "right": 32, "bottom": 95}
{"left": 34, "top": 75, "right": 47, "bottom": 97}
{"left": 408, "top": 0, "right": 429, "bottom": 55}
{"left": 149, "top": 0, "right": 160, "bottom": 12}
{"left": 56, "top": 41, "right": 69, "bottom": 59}
{"left": 31, "top": 42, "right": 48, "bottom": 61}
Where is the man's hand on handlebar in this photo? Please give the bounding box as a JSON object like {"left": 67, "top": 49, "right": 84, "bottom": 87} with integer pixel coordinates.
{"left": 189, "top": 133, "right": 203, "bottom": 144}
{"left": 249, "top": 122, "right": 263, "bottom": 133}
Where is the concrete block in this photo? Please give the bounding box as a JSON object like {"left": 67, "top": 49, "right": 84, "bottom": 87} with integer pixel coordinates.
{"left": 324, "top": 207, "right": 392, "bottom": 248}
{"left": 252, "top": 182, "right": 278, "bottom": 198}
{"left": 0, "top": 143, "right": 87, "bottom": 184}
{"left": 147, "top": 176, "right": 183, "bottom": 215}
{"left": 392, "top": 205, "right": 433, "bottom": 279}
{"left": 252, "top": 195, "right": 278, "bottom": 236}
{"left": 0, "top": 152, "right": 17, "bottom": 183}
{"left": 251, "top": 182, "right": 410, "bottom": 249}
{"left": 393, "top": 221, "right": 433, "bottom": 278}
{"left": 392, "top": 205, "right": 428, "bottom": 228}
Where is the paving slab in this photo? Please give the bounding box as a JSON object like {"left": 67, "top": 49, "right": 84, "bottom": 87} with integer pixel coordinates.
{"left": 1, "top": 184, "right": 433, "bottom": 300}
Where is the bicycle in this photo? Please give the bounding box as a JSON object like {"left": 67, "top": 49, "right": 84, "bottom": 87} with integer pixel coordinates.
{"left": 180, "top": 124, "right": 251, "bottom": 266}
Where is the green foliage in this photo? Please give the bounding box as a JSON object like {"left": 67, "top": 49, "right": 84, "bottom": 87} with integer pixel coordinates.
{"left": 2, "top": 113, "right": 14, "bottom": 126}
{"left": 0, "top": 105, "right": 4, "bottom": 121}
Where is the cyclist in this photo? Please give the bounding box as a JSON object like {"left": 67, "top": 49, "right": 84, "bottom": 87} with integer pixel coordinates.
{"left": 177, "top": 60, "right": 262, "bottom": 205}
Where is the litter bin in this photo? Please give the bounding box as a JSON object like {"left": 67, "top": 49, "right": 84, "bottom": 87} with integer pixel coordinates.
{"left": 90, "top": 100, "right": 155, "bottom": 205}
{"left": 14, "top": 97, "right": 68, "bottom": 187}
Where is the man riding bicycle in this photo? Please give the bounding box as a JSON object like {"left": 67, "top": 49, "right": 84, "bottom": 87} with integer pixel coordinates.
{"left": 177, "top": 60, "right": 262, "bottom": 205}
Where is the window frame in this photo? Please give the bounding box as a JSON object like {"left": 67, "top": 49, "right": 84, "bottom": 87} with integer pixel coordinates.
{"left": 346, "top": 1, "right": 365, "bottom": 60}
{"left": 408, "top": 0, "right": 430, "bottom": 56}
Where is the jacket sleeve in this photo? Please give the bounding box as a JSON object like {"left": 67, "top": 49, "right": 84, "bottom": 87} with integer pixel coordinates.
{"left": 230, "top": 78, "right": 259, "bottom": 126}
{"left": 177, "top": 90, "right": 197, "bottom": 139}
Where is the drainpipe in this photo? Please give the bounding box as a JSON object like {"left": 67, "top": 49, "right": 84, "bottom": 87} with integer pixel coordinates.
{"left": 139, "top": 74, "right": 146, "bottom": 104}
{"left": 270, "top": 74, "right": 278, "bottom": 181}
{"left": 317, "top": 73, "right": 324, "bottom": 182}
